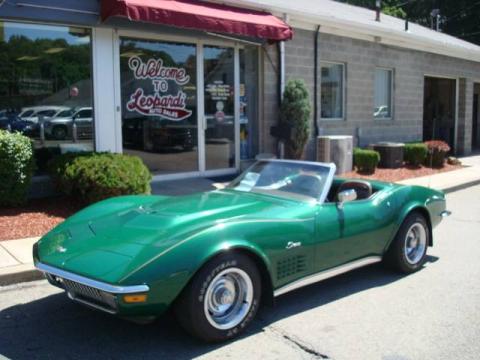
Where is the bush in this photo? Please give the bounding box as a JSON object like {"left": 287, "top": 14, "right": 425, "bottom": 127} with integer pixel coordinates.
{"left": 49, "top": 152, "right": 152, "bottom": 204}
{"left": 0, "top": 130, "right": 35, "bottom": 206}
{"left": 353, "top": 148, "right": 380, "bottom": 174}
{"left": 404, "top": 143, "right": 427, "bottom": 167}
{"left": 424, "top": 140, "right": 450, "bottom": 168}
{"left": 280, "top": 79, "right": 311, "bottom": 159}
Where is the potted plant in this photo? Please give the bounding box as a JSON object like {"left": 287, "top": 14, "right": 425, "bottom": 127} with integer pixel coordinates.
{"left": 279, "top": 79, "right": 311, "bottom": 159}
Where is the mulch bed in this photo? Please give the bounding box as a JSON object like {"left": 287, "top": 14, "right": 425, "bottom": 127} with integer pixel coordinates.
{"left": 341, "top": 163, "right": 463, "bottom": 182}
{"left": 0, "top": 197, "right": 82, "bottom": 241}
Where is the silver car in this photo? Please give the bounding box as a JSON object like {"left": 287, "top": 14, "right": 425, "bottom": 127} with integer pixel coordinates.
{"left": 43, "top": 107, "right": 93, "bottom": 140}
{"left": 19, "top": 106, "right": 71, "bottom": 123}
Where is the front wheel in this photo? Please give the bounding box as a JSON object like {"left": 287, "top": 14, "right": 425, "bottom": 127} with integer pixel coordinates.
{"left": 384, "top": 212, "right": 429, "bottom": 273}
{"left": 174, "top": 253, "right": 261, "bottom": 342}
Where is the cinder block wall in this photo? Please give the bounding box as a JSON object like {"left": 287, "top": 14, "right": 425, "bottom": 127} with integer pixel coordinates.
{"left": 262, "top": 28, "right": 480, "bottom": 158}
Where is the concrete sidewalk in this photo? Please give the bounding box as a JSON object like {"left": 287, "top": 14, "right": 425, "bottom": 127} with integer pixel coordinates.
{"left": 398, "top": 156, "right": 480, "bottom": 192}
{"left": 0, "top": 237, "right": 42, "bottom": 286}
{"left": 1, "top": 154, "right": 480, "bottom": 287}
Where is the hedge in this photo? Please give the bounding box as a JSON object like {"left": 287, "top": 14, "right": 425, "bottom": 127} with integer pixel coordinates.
{"left": 404, "top": 143, "right": 427, "bottom": 167}
{"left": 0, "top": 130, "right": 35, "bottom": 206}
{"left": 353, "top": 148, "right": 380, "bottom": 174}
{"left": 48, "top": 152, "right": 152, "bottom": 204}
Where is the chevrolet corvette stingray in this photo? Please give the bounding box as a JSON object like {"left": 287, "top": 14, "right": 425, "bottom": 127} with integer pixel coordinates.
{"left": 34, "top": 160, "right": 449, "bottom": 342}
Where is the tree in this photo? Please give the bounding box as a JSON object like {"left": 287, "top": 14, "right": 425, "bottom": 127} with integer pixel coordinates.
{"left": 335, "top": 0, "right": 480, "bottom": 45}
{"left": 280, "top": 79, "right": 311, "bottom": 159}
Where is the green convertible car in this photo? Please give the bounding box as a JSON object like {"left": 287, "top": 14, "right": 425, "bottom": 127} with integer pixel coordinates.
{"left": 34, "top": 160, "right": 450, "bottom": 342}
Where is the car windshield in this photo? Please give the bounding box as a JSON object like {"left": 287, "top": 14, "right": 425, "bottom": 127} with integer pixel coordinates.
{"left": 56, "top": 109, "right": 73, "bottom": 117}
{"left": 227, "top": 160, "right": 334, "bottom": 202}
{"left": 37, "top": 110, "right": 57, "bottom": 117}
{"left": 20, "top": 110, "right": 34, "bottom": 117}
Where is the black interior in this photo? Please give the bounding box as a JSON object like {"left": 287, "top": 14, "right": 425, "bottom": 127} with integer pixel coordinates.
{"left": 326, "top": 178, "right": 380, "bottom": 203}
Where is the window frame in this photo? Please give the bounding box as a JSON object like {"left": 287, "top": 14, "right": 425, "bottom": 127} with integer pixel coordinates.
{"left": 374, "top": 67, "right": 394, "bottom": 121}
{"left": 320, "top": 61, "right": 346, "bottom": 121}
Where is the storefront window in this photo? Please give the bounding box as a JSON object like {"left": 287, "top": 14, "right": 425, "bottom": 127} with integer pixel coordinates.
{"left": 240, "top": 46, "right": 259, "bottom": 160}
{"left": 321, "top": 62, "right": 344, "bottom": 119}
{"left": 374, "top": 68, "right": 393, "bottom": 119}
{"left": 120, "top": 38, "right": 198, "bottom": 174}
{"left": 0, "top": 22, "right": 93, "bottom": 173}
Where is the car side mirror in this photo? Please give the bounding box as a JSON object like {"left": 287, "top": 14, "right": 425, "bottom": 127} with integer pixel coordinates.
{"left": 337, "top": 189, "right": 357, "bottom": 209}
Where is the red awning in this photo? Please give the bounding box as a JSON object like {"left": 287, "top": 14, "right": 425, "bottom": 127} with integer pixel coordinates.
{"left": 101, "top": 0, "right": 293, "bottom": 42}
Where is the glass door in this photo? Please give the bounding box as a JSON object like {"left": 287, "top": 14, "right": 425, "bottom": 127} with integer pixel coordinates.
{"left": 119, "top": 37, "right": 199, "bottom": 175}
{"left": 203, "top": 46, "right": 237, "bottom": 171}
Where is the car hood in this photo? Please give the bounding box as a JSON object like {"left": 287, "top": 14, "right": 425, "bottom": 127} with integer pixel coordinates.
{"left": 36, "top": 191, "right": 291, "bottom": 284}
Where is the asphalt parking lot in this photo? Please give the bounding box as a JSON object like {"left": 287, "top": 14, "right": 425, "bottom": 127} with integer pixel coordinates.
{"left": 1, "top": 185, "right": 479, "bottom": 360}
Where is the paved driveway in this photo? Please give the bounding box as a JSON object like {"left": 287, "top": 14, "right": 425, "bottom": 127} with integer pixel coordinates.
{"left": 1, "top": 185, "right": 479, "bottom": 360}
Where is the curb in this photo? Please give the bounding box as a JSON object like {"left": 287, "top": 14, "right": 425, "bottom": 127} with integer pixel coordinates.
{"left": 442, "top": 179, "right": 480, "bottom": 194}
{"left": 0, "top": 265, "right": 43, "bottom": 287}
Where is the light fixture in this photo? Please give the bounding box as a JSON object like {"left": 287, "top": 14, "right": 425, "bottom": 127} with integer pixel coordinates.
{"left": 16, "top": 55, "right": 40, "bottom": 61}
{"left": 120, "top": 51, "right": 145, "bottom": 58}
{"left": 44, "top": 47, "right": 65, "bottom": 54}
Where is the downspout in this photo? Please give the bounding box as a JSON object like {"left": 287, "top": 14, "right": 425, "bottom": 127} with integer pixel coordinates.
{"left": 277, "top": 42, "right": 284, "bottom": 105}
{"left": 277, "top": 13, "right": 288, "bottom": 158}
{"left": 279, "top": 14, "right": 288, "bottom": 102}
{"left": 314, "top": 25, "right": 320, "bottom": 137}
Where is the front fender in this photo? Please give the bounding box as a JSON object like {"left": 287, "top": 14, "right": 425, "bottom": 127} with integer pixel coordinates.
{"left": 121, "top": 226, "right": 273, "bottom": 316}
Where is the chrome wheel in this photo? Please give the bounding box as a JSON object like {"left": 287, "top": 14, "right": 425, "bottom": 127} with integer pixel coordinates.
{"left": 404, "top": 223, "right": 427, "bottom": 265}
{"left": 204, "top": 267, "right": 253, "bottom": 330}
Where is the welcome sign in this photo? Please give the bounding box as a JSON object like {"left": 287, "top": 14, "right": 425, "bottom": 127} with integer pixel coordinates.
{"left": 126, "top": 56, "right": 193, "bottom": 121}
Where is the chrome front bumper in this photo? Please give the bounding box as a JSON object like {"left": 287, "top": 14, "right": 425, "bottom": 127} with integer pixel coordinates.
{"left": 36, "top": 262, "right": 149, "bottom": 314}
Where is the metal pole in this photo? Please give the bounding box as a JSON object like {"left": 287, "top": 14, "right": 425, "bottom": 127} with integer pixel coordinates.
{"left": 375, "top": 0, "right": 381, "bottom": 22}
{"left": 314, "top": 25, "right": 320, "bottom": 137}
{"left": 39, "top": 122, "right": 45, "bottom": 145}
{"left": 72, "top": 122, "right": 78, "bottom": 143}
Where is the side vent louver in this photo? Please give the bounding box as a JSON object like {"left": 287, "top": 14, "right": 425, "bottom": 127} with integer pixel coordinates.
{"left": 277, "top": 255, "right": 307, "bottom": 280}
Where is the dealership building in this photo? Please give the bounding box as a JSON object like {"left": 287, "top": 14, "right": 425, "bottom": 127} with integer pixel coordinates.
{"left": 1, "top": 0, "right": 480, "bottom": 187}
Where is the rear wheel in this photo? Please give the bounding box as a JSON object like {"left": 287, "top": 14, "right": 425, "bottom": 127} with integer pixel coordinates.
{"left": 174, "top": 253, "right": 261, "bottom": 342}
{"left": 384, "top": 212, "right": 429, "bottom": 273}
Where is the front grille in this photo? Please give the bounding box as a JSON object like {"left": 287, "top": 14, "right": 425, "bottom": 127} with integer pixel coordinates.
{"left": 61, "top": 278, "right": 118, "bottom": 314}
{"left": 63, "top": 279, "right": 105, "bottom": 302}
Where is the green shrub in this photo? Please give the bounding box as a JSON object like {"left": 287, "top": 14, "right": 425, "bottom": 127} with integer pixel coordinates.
{"left": 0, "top": 130, "right": 35, "bottom": 206}
{"left": 404, "top": 143, "right": 427, "bottom": 167}
{"left": 280, "top": 79, "right": 311, "bottom": 159}
{"left": 424, "top": 140, "right": 450, "bottom": 168}
{"left": 353, "top": 148, "right": 380, "bottom": 174}
{"left": 49, "top": 152, "right": 152, "bottom": 204}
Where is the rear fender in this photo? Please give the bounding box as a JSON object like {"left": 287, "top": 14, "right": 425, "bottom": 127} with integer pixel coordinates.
{"left": 384, "top": 186, "right": 445, "bottom": 251}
